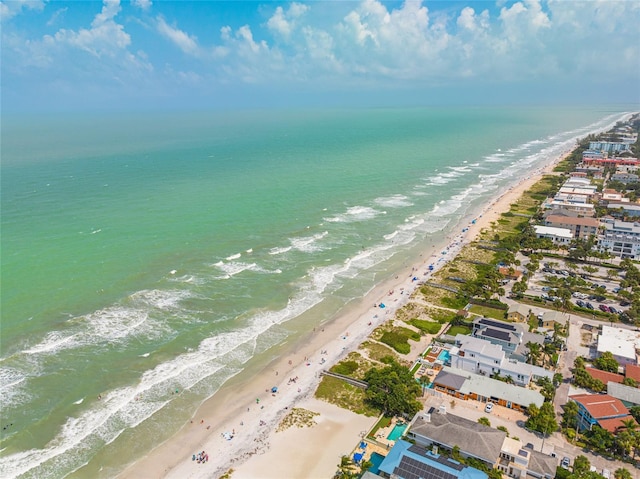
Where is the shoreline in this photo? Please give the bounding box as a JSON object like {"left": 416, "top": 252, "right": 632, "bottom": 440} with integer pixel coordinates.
{"left": 118, "top": 149, "right": 568, "bottom": 479}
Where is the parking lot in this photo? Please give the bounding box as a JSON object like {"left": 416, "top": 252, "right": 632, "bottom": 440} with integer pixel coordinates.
{"left": 523, "top": 256, "right": 630, "bottom": 317}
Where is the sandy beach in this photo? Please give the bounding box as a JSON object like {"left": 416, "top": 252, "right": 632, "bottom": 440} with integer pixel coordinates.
{"left": 118, "top": 151, "right": 569, "bottom": 479}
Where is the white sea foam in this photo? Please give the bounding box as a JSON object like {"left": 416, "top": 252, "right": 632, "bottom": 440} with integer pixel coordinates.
{"left": 323, "top": 206, "right": 382, "bottom": 223}
{"left": 374, "top": 195, "right": 413, "bottom": 208}
{"left": 73, "top": 398, "right": 84, "bottom": 405}
{"left": 130, "top": 289, "right": 192, "bottom": 310}
{"left": 289, "top": 231, "right": 328, "bottom": 253}
{"left": 269, "top": 245, "right": 292, "bottom": 255}
{"left": 246, "top": 248, "right": 253, "bottom": 253}
{"left": 384, "top": 230, "right": 398, "bottom": 240}
{"left": 225, "top": 253, "right": 241, "bottom": 261}
{"left": 23, "top": 331, "right": 78, "bottom": 355}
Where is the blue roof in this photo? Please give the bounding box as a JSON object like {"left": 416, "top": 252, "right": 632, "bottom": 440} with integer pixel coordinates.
{"left": 378, "top": 440, "right": 488, "bottom": 479}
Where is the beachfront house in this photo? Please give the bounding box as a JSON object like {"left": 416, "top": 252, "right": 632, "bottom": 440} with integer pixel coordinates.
{"left": 363, "top": 440, "right": 488, "bottom": 479}
{"left": 533, "top": 225, "right": 573, "bottom": 245}
{"left": 450, "top": 335, "right": 553, "bottom": 387}
{"left": 406, "top": 411, "right": 556, "bottom": 479}
{"left": 543, "top": 215, "right": 599, "bottom": 240}
{"left": 607, "top": 202, "right": 640, "bottom": 218}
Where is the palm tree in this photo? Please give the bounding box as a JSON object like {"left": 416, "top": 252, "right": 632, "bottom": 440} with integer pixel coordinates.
{"left": 526, "top": 342, "right": 542, "bottom": 366}
{"left": 418, "top": 375, "right": 431, "bottom": 397}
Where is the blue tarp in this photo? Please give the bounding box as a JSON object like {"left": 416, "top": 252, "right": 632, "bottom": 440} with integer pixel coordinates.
{"left": 360, "top": 441, "right": 367, "bottom": 449}
{"left": 353, "top": 452, "right": 364, "bottom": 463}
{"left": 379, "top": 303, "right": 386, "bottom": 309}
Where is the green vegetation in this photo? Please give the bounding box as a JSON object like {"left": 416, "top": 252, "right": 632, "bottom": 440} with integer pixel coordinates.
{"left": 331, "top": 360, "right": 359, "bottom": 376}
{"left": 364, "top": 361, "right": 422, "bottom": 417}
{"left": 315, "top": 376, "right": 379, "bottom": 416}
{"left": 379, "top": 328, "right": 420, "bottom": 355}
{"left": 447, "top": 325, "right": 471, "bottom": 336}
{"left": 468, "top": 305, "right": 505, "bottom": 320}
{"left": 367, "top": 416, "right": 392, "bottom": 438}
{"left": 477, "top": 417, "right": 491, "bottom": 427}
{"left": 593, "top": 351, "right": 620, "bottom": 373}
{"left": 407, "top": 319, "right": 442, "bottom": 335}
{"left": 361, "top": 341, "right": 397, "bottom": 364}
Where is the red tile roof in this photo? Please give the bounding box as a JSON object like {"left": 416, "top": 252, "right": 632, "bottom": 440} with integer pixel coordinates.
{"left": 598, "top": 416, "right": 636, "bottom": 433}
{"left": 570, "top": 393, "right": 629, "bottom": 420}
{"left": 585, "top": 367, "right": 624, "bottom": 385}
{"left": 625, "top": 364, "right": 640, "bottom": 383}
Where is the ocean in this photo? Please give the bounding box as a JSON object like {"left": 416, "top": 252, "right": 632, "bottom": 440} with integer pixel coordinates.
{"left": 0, "top": 106, "right": 632, "bottom": 478}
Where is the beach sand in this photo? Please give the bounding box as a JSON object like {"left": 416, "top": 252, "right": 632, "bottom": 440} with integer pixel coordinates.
{"left": 118, "top": 153, "right": 568, "bottom": 479}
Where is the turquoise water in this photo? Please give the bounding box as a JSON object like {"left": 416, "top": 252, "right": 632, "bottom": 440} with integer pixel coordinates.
{"left": 387, "top": 423, "right": 408, "bottom": 441}
{"left": 0, "top": 106, "right": 632, "bottom": 478}
{"left": 369, "top": 452, "right": 386, "bottom": 474}
{"left": 437, "top": 350, "right": 451, "bottom": 363}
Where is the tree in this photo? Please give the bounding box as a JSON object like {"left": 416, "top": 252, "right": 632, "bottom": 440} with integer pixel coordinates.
{"left": 562, "top": 400, "right": 579, "bottom": 430}
{"left": 615, "top": 468, "right": 632, "bottom": 479}
{"left": 630, "top": 405, "right": 640, "bottom": 423}
{"left": 363, "top": 361, "right": 422, "bottom": 417}
{"left": 418, "top": 375, "right": 431, "bottom": 396}
{"left": 525, "top": 402, "right": 558, "bottom": 451}
{"left": 572, "top": 455, "right": 590, "bottom": 476}
{"left": 526, "top": 342, "right": 542, "bottom": 366}
{"left": 622, "top": 377, "right": 637, "bottom": 387}
{"left": 593, "top": 351, "right": 620, "bottom": 373}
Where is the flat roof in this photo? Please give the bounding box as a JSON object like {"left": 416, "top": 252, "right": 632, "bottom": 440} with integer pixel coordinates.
{"left": 597, "top": 325, "right": 640, "bottom": 361}
{"left": 534, "top": 225, "right": 573, "bottom": 238}
{"left": 545, "top": 215, "right": 600, "bottom": 227}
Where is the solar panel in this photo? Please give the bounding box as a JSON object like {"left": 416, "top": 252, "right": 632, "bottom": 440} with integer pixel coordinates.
{"left": 394, "top": 456, "right": 458, "bottom": 479}
{"left": 479, "top": 318, "right": 516, "bottom": 331}
{"left": 482, "top": 328, "right": 511, "bottom": 341}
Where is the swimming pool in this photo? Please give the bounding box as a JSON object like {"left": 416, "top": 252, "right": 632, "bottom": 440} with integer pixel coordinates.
{"left": 437, "top": 350, "right": 450, "bottom": 363}
{"left": 387, "top": 423, "right": 407, "bottom": 441}
{"left": 368, "top": 452, "right": 386, "bottom": 474}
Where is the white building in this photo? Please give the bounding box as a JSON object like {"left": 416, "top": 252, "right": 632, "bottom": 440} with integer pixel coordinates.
{"left": 534, "top": 225, "right": 573, "bottom": 244}
{"left": 597, "top": 325, "right": 640, "bottom": 367}
{"left": 598, "top": 218, "right": 640, "bottom": 259}
{"left": 451, "top": 335, "right": 553, "bottom": 386}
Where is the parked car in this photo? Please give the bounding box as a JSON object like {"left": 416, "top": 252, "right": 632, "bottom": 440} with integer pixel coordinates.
{"left": 576, "top": 300, "right": 585, "bottom": 308}
{"left": 602, "top": 469, "right": 611, "bottom": 479}
{"left": 484, "top": 402, "right": 494, "bottom": 413}
{"left": 561, "top": 457, "right": 571, "bottom": 469}
{"left": 599, "top": 304, "right": 610, "bottom": 312}
{"left": 586, "top": 302, "right": 595, "bottom": 310}
{"left": 609, "top": 306, "right": 618, "bottom": 314}
{"left": 620, "top": 300, "right": 631, "bottom": 306}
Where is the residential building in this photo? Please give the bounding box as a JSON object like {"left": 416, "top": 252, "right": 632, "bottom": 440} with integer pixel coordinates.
{"left": 596, "top": 325, "right": 640, "bottom": 366}
{"left": 507, "top": 304, "right": 530, "bottom": 323}
{"left": 407, "top": 411, "right": 555, "bottom": 479}
{"left": 589, "top": 141, "right": 632, "bottom": 153}
{"left": 583, "top": 157, "right": 640, "bottom": 167}
{"left": 569, "top": 393, "right": 636, "bottom": 433}
{"left": 600, "top": 189, "right": 628, "bottom": 204}
{"left": 472, "top": 318, "right": 525, "bottom": 355}
{"left": 611, "top": 173, "right": 639, "bottom": 184}
{"left": 607, "top": 203, "right": 640, "bottom": 218}
{"left": 543, "top": 215, "right": 599, "bottom": 240}
{"left": 499, "top": 266, "right": 523, "bottom": 281}
{"left": 407, "top": 410, "right": 506, "bottom": 468}
{"left": 367, "top": 440, "right": 488, "bottom": 479}
{"left": 544, "top": 199, "right": 595, "bottom": 216}
{"left": 608, "top": 382, "right": 640, "bottom": 407}
{"left": 598, "top": 218, "right": 640, "bottom": 259}
{"left": 432, "top": 366, "right": 545, "bottom": 411}
{"left": 533, "top": 225, "right": 573, "bottom": 244}
{"left": 585, "top": 367, "right": 624, "bottom": 386}
{"left": 450, "top": 335, "right": 553, "bottom": 386}
{"left": 540, "top": 311, "right": 566, "bottom": 330}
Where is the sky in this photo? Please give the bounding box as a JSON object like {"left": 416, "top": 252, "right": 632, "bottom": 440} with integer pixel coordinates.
{"left": 1, "top": 0, "right": 640, "bottom": 112}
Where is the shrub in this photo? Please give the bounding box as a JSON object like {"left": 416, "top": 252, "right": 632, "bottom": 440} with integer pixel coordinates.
{"left": 408, "top": 319, "right": 442, "bottom": 335}
{"left": 380, "top": 331, "right": 411, "bottom": 354}
{"left": 332, "top": 360, "right": 359, "bottom": 376}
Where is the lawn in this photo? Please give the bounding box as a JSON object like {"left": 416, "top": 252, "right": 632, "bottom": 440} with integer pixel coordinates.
{"left": 468, "top": 305, "right": 506, "bottom": 320}
{"left": 447, "top": 325, "right": 471, "bottom": 336}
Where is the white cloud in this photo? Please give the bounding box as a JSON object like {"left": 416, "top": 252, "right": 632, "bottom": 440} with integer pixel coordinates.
{"left": 266, "top": 2, "right": 309, "bottom": 39}
{"left": 156, "top": 15, "right": 199, "bottom": 56}
{"left": 132, "top": 0, "right": 152, "bottom": 11}
{"left": 52, "top": 0, "right": 131, "bottom": 57}
{"left": 47, "top": 7, "right": 68, "bottom": 27}
{"left": 0, "top": 0, "right": 44, "bottom": 21}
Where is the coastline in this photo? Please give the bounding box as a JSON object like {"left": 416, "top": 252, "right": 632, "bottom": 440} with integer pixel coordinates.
{"left": 117, "top": 150, "right": 568, "bottom": 479}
